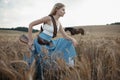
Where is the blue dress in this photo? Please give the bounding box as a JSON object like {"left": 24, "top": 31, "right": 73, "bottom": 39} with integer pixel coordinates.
{"left": 35, "top": 32, "right": 76, "bottom": 64}
{"left": 24, "top": 32, "right": 76, "bottom": 66}
{"left": 24, "top": 30, "right": 77, "bottom": 79}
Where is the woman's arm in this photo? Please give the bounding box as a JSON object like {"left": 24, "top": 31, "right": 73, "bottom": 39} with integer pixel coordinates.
{"left": 28, "top": 16, "right": 50, "bottom": 46}
{"left": 59, "top": 23, "right": 78, "bottom": 47}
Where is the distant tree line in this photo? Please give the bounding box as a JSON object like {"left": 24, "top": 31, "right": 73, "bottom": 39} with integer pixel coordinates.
{"left": 110, "top": 22, "right": 120, "bottom": 25}
{"left": 107, "top": 22, "right": 120, "bottom": 25}
{"left": 0, "top": 27, "right": 39, "bottom": 33}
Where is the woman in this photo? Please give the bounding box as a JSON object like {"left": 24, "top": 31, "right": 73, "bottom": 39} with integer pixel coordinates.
{"left": 28, "top": 3, "right": 78, "bottom": 67}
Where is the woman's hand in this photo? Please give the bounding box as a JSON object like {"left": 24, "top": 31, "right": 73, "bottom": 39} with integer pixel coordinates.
{"left": 59, "top": 23, "right": 78, "bottom": 47}
{"left": 71, "top": 38, "right": 78, "bottom": 47}
{"left": 28, "top": 39, "right": 33, "bottom": 50}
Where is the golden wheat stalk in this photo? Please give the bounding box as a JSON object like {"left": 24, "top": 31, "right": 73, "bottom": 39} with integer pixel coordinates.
{"left": 24, "top": 59, "right": 36, "bottom": 80}
{"left": 10, "top": 60, "right": 28, "bottom": 66}
{"left": 0, "top": 67, "right": 16, "bottom": 80}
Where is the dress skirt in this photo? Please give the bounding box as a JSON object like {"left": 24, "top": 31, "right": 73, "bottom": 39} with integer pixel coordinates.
{"left": 23, "top": 32, "right": 77, "bottom": 79}
{"left": 24, "top": 32, "right": 76, "bottom": 66}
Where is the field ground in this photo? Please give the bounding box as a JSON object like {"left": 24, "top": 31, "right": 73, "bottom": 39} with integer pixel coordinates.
{"left": 0, "top": 25, "right": 120, "bottom": 80}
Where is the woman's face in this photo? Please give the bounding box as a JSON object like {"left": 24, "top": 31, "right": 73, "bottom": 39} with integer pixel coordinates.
{"left": 56, "top": 7, "right": 65, "bottom": 17}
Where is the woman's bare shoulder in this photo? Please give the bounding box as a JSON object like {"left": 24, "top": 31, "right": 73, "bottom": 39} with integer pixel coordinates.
{"left": 40, "top": 16, "right": 51, "bottom": 22}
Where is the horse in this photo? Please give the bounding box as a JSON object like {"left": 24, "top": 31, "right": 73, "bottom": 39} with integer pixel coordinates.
{"left": 64, "top": 27, "right": 85, "bottom": 35}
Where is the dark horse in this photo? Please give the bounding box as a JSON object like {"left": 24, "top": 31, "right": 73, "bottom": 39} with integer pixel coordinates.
{"left": 64, "top": 27, "right": 84, "bottom": 35}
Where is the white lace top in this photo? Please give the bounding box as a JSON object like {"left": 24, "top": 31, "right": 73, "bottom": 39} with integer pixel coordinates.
{"left": 42, "top": 22, "right": 60, "bottom": 37}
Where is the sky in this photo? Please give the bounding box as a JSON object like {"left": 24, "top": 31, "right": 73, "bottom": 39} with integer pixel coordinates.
{"left": 0, "top": 0, "right": 120, "bottom": 29}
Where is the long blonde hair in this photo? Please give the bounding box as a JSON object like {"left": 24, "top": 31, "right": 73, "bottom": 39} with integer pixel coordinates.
{"left": 49, "top": 3, "right": 65, "bottom": 15}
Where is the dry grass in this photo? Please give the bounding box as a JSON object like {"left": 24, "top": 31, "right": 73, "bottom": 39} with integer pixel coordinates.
{"left": 0, "top": 25, "right": 120, "bottom": 80}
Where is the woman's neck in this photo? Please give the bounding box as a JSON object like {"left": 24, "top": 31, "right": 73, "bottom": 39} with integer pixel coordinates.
{"left": 53, "top": 15, "right": 60, "bottom": 20}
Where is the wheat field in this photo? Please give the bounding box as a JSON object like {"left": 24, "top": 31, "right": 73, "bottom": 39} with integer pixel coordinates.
{"left": 0, "top": 25, "right": 120, "bottom": 80}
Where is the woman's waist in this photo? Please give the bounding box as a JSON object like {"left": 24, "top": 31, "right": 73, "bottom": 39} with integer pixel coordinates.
{"left": 42, "top": 30, "right": 53, "bottom": 37}
{"left": 39, "top": 32, "right": 52, "bottom": 42}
